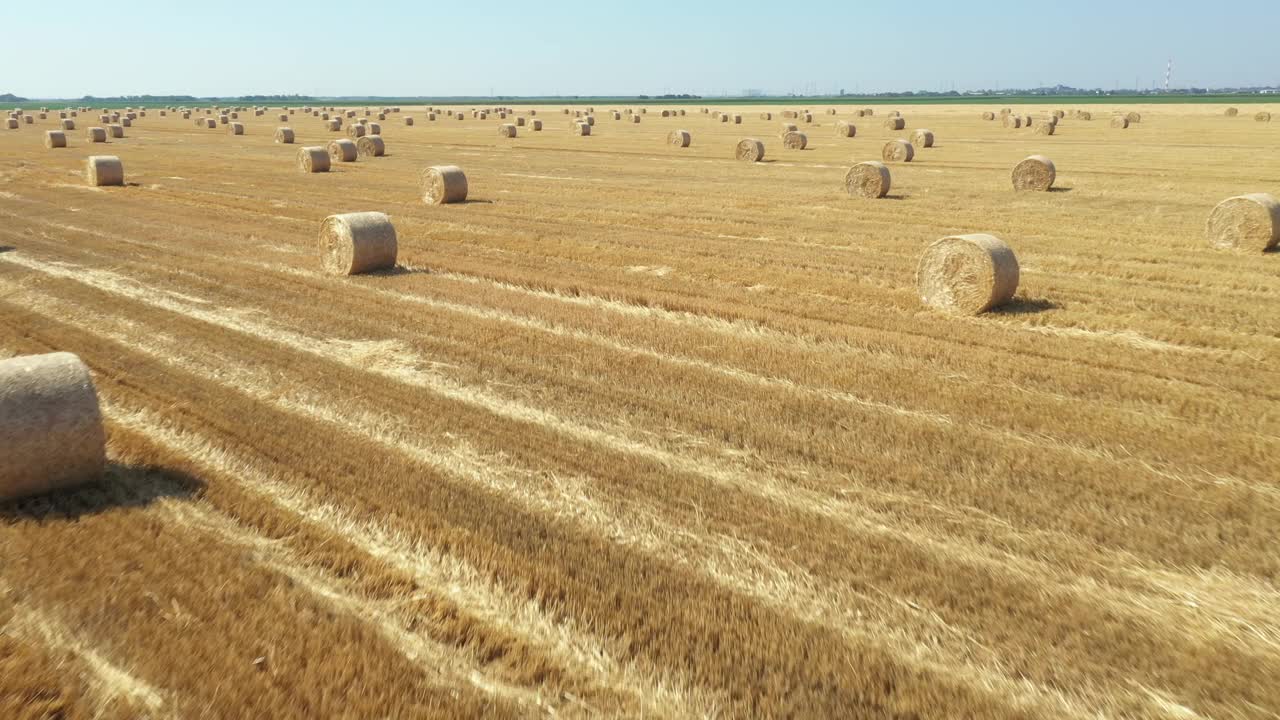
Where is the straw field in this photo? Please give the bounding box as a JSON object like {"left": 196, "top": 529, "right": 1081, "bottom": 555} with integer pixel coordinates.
{"left": 0, "top": 102, "right": 1277, "bottom": 719}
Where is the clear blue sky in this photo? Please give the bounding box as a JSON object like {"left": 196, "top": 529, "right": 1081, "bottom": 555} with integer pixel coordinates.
{"left": 7, "top": 0, "right": 1279, "bottom": 98}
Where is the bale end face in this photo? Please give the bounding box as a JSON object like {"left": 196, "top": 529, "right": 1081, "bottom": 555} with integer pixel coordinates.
{"left": 0, "top": 353, "right": 106, "bottom": 502}
{"left": 356, "top": 135, "right": 385, "bottom": 157}
{"left": 844, "top": 161, "right": 891, "bottom": 199}
{"left": 781, "top": 131, "right": 808, "bottom": 150}
{"left": 882, "top": 139, "right": 914, "bottom": 163}
{"left": 917, "top": 234, "right": 1020, "bottom": 315}
{"left": 319, "top": 212, "right": 398, "bottom": 276}
{"left": 327, "top": 139, "right": 357, "bottom": 162}
{"left": 498, "top": 123, "right": 517, "bottom": 138}
{"left": 44, "top": 130, "right": 67, "bottom": 149}
{"left": 274, "top": 127, "right": 295, "bottom": 144}
{"left": 85, "top": 156, "right": 123, "bottom": 187}
{"left": 297, "top": 146, "right": 330, "bottom": 173}
{"left": 421, "top": 165, "right": 468, "bottom": 205}
{"left": 1012, "top": 155, "right": 1056, "bottom": 192}
{"left": 735, "top": 138, "right": 765, "bottom": 162}
{"left": 1205, "top": 193, "right": 1280, "bottom": 252}
{"left": 667, "top": 130, "right": 691, "bottom": 148}
{"left": 834, "top": 121, "right": 856, "bottom": 138}
{"left": 910, "top": 129, "right": 935, "bottom": 148}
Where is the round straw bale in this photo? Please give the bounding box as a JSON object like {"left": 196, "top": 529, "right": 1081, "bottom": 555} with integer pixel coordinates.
{"left": 779, "top": 122, "right": 797, "bottom": 137}
{"left": 781, "top": 131, "right": 808, "bottom": 150}
{"left": 1111, "top": 116, "right": 1129, "bottom": 129}
{"left": 612, "top": 111, "right": 621, "bottom": 120}
{"left": 530, "top": 118, "right": 544, "bottom": 130}
{"left": 23, "top": 115, "right": 33, "bottom": 125}
{"left": 229, "top": 122, "right": 244, "bottom": 135}
{"left": 733, "top": 114, "right": 742, "bottom": 124}
{"left": 404, "top": 116, "right": 414, "bottom": 126}
{"left": 882, "top": 139, "right": 914, "bottom": 162}
{"left": 1205, "top": 193, "right": 1280, "bottom": 252}
{"left": 1256, "top": 112, "right": 1272, "bottom": 122}
{"left": 356, "top": 135, "right": 385, "bottom": 157}
{"left": 571, "top": 122, "right": 591, "bottom": 135}
{"left": 4, "top": 118, "right": 16, "bottom": 130}
{"left": 834, "top": 120, "right": 856, "bottom": 137}
{"left": 326, "top": 119, "right": 341, "bottom": 131}
{"left": 884, "top": 117, "right": 905, "bottom": 130}
{"left": 85, "top": 155, "right": 123, "bottom": 187}
{"left": 584, "top": 115, "right": 595, "bottom": 126}
{"left": 630, "top": 115, "right": 640, "bottom": 124}
{"left": 0, "top": 353, "right": 106, "bottom": 502}
{"left": 87, "top": 127, "right": 107, "bottom": 143}
{"left": 276, "top": 113, "right": 287, "bottom": 122}
{"left": 319, "top": 212, "right": 398, "bottom": 276}
{"left": 515, "top": 116, "right": 525, "bottom": 126}
{"left": 44, "top": 130, "right": 67, "bottom": 149}
{"left": 917, "top": 234, "right": 1020, "bottom": 315}
{"left": 1011, "top": 155, "right": 1055, "bottom": 191}
{"left": 844, "top": 161, "right": 891, "bottom": 199}
{"left": 427, "top": 113, "right": 436, "bottom": 121}
{"left": 347, "top": 123, "right": 366, "bottom": 139}
{"left": 667, "top": 130, "right": 691, "bottom": 147}
{"left": 1077, "top": 110, "right": 1093, "bottom": 121}
{"left": 497, "top": 123, "right": 517, "bottom": 138}
{"left": 718, "top": 114, "right": 728, "bottom": 123}
{"left": 1224, "top": 107, "right": 1239, "bottom": 117}
{"left": 120, "top": 117, "right": 132, "bottom": 128}
{"left": 528, "top": 110, "right": 537, "bottom": 116}
{"left": 910, "top": 129, "right": 934, "bottom": 147}
{"left": 760, "top": 112, "right": 773, "bottom": 120}
{"left": 982, "top": 111, "right": 995, "bottom": 120}
{"left": 274, "top": 127, "right": 295, "bottom": 143}
{"left": 455, "top": 112, "right": 464, "bottom": 120}
{"left": 735, "top": 138, "right": 765, "bottom": 162}
{"left": 1125, "top": 112, "right": 1141, "bottom": 123}
{"left": 782, "top": 110, "right": 798, "bottom": 119}
{"left": 327, "top": 138, "right": 357, "bottom": 162}
{"left": 1003, "top": 114, "right": 1022, "bottom": 129}
{"left": 661, "top": 110, "right": 671, "bottom": 118}
{"left": 368, "top": 122, "right": 381, "bottom": 135}
{"left": 827, "top": 108, "right": 837, "bottom": 115}
{"left": 421, "top": 165, "right": 468, "bottom": 205}
{"left": 62, "top": 119, "right": 75, "bottom": 130}
{"left": 378, "top": 113, "right": 387, "bottom": 121}
{"left": 1033, "top": 122, "right": 1056, "bottom": 136}
{"left": 108, "top": 124, "right": 124, "bottom": 138}
{"left": 297, "top": 146, "right": 330, "bottom": 173}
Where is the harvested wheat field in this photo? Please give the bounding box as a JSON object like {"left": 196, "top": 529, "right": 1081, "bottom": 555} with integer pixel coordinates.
{"left": 0, "top": 102, "right": 1278, "bottom": 719}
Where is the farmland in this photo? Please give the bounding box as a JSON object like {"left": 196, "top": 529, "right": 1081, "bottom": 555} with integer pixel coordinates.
{"left": 0, "top": 102, "right": 1278, "bottom": 718}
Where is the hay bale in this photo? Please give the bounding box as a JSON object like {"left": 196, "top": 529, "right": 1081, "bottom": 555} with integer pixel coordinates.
{"left": 44, "top": 130, "right": 67, "bottom": 149}
{"left": 733, "top": 114, "right": 742, "bottom": 124}
{"left": 910, "top": 129, "right": 934, "bottom": 147}
{"left": 497, "top": 123, "right": 517, "bottom": 138}
{"left": 571, "top": 121, "right": 591, "bottom": 135}
{"left": 421, "top": 165, "right": 468, "bottom": 204}
{"left": 917, "top": 234, "right": 1020, "bottom": 315}
{"left": 884, "top": 117, "right": 905, "bottom": 130}
{"left": 61, "top": 119, "right": 75, "bottom": 130}
{"left": 719, "top": 114, "right": 728, "bottom": 123}
{"left": 827, "top": 108, "right": 837, "bottom": 115}
{"left": 667, "top": 130, "right": 692, "bottom": 148}
{"left": 1126, "top": 112, "right": 1141, "bottom": 123}
{"left": 782, "top": 111, "right": 798, "bottom": 119}
{"left": 1011, "top": 155, "right": 1055, "bottom": 191}
{"left": 108, "top": 124, "right": 124, "bottom": 138}
{"left": 1225, "top": 107, "right": 1239, "bottom": 117}
{"left": 1256, "top": 112, "right": 1272, "bottom": 122}
{"left": 456, "top": 112, "right": 464, "bottom": 120}
{"left": 297, "top": 146, "right": 330, "bottom": 173}
{"left": 1033, "top": 122, "right": 1055, "bottom": 136}
{"left": 356, "top": 135, "right": 385, "bottom": 157}
{"left": 23, "top": 115, "right": 33, "bottom": 125}
{"left": 661, "top": 110, "right": 671, "bottom": 118}
{"left": 404, "top": 116, "right": 415, "bottom": 126}
{"left": 612, "top": 111, "right": 622, "bottom": 120}
{"left": 844, "top": 161, "right": 891, "bottom": 199}
{"left": 368, "top": 122, "right": 381, "bottom": 135}
{"left": 779, "top": 122, "right": 797, "bottom": 137}
{"left": 274, "top": 127, "right": 295, "bottom": 143}
{"left": 630, "top": 115, "right": 640, "bottom": 124}
{"left": 229, "top": 122, "right": 244, "bottom": 135}
{"left": 319, "top": 212, "right": 398, "bottom": 276}
{"left": 85, "top": 155, "right": 123, "bottom": 187}
{"left": 427, "top": 113, "right": 436, "bottom": 121}
{"left": 584, "top": 115, "right": 596, "bottom": 126}
{"left": 834, "top": 120, "right": 856, "bottom": 137}
{"left": 1205, "top": 193, "right": 1280, "bottom": 252}
{"left": 735, "top": 138, "right": 765, "bottom": 162}
{"left": 1077, "top": 110, "right": 1092, "bottom": 121}
{"left": 326, "top": 119, "right": 341, "bottom": 131}
{"left": 1111, "top": 116, "right": 1129, "bottom": 129}
{"left": 87, "top": 127, "right": 107, "bottom": 143}
{"left": 327, "top": 138, "right": 357, "bottom": 162}
{"left": 760, "top": 112, "right": 773, "bottom": 120}
{"left": 781, "top": 131, "right": 808, "bottom": 149}
{"left": 378, "top": 113, "right": 387, "bottom": 120}
{"left": 347, "top": 123, "right": 367, "bottom": 139}
{"left": 530, "top": 118, "right": 544, "bottom": 130}
{"left": 516, "top": 116, "right": 525, "bottom": 126}
{"left": 0, "top": 353, "right": 106, "bottom": 502}
{"left": 4, "top": 118, "right": 16, "bottom": 130}
{"left": 982, "top": 111, "right": 995, "bottom": 120}
{"left": 882, "top": 139, "right": 914, "bottom": 162}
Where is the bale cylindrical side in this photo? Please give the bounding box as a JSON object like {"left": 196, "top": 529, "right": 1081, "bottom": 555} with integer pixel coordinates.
{"left": 911, "top": 129, "right": 935, "bottom": 148}
{"left": 274, "top": 127, "right": 295, "bottom": 143}
{"left": 667, "top": 130, "right": 691, "bottom": 148}
{"left": 0, "top": 353, "right": 106, "bottom": 502}
{"left": 404, "top": 116, "right": 415, "bottom": 126}
{"left": 760, "top": 112, "right": 773, "bottom": 120}
{"left": 735, "top": 138, "right": 765, "bottom": 162}
{"left": 781, "top": 131, "right": 808, "bottom": 150}
{"left": 297, "top": 146, "right": 331, "bottom": 173}
{"left": 1011, "top": 155, "right": 1056, "bottom": 191}
{"left": 882, "top": 139, "right": 914, "bottom": 162}
{"left": 356, "top": 135, "right": 386, "bottom": 157}
{"left": 1034, "top": 122, "right": 1056, "bottom": 136}
{"left": 1224, "top": 107, "right": 1239, "bottom": 117}
{"left": 1003, "top": 114, "right": 1021, "bottom": 129}
{"left": 327, "top": 138, "right": 357, "bottom": 162}
{"left": 515, "top": 116, "right": 525, "bottom": 126}
{"left": 630, "top": 115, "right": 640, "bottom": 124}
{"left": 229, "top": 122, "right": 244, "bottom": 135}
{"left": 530, "top": 118, "right": 544, "bottom": 130}
{"left": 87, "top": 127, "right": 107, "bottom": 143}
{"left": 571, "top": 122, "right": 591, "bottom": 135}
{"left": 884, "top": 117, "right": 905, "bottom": 130}
{"left": 498, "top": 123, "right": 517, "bottom": 138}
{"left": 917, "top": 234, "right": 1020, "bottom": 315}
{"left": 1111, "top": 116, "right": 1129, "bottom": 129}
{"left": 205, "top": 118, "right": 218, "bottom": 129}
{"left": 834, "top": 120, "right": 856, "bottom": 137}
{"left": 982, "top": 111, "right": 996, "bottom": 121}
{"left": 1256, "top": 112, "right": 1273, "bottom": 122}
{"left": 1205, "top": 193, "right": 1280, "bottom": 252}
{"left": 319, "top": 212, "right": 398, "bottom": 276}
{"left": 62, "top": 119, "right": 75, "bottom": 130}
{"left": 421, "top": 165, "right": 468, "bottom": 205}
{"left": 844, "top": 161, "right": 891, "bottom": 199}
{"left": 44, "top": 130, "right": 67, "bottom": 149}
{"left": 85, "top": 155, "right": 123, "bottom": 187}
{"left": 108, "top": 124, "right": 124, "bottom": 138}
{"left": 732, "top": 114, "right": 742, "bottom": 124}
{"left": 347, "top": 123, "right": 366, "bottom": 138}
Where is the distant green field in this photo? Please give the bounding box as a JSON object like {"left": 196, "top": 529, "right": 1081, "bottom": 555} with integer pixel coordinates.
{"left": 17, "top": 93, "right": 1275, "bottom": 109}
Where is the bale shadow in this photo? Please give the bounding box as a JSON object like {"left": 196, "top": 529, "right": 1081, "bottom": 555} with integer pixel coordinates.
{"left": 457, "top": 199, "right": 494, "bottom": 205}
{"left": 0, "top": 462, "right": 205, "bottom": 523}
{"left": 0, "top": 246, "right": 14, "bottom": 254}
{"left": 365, "top": 265, "right": 426, "bottom": 277}
{"left": 882, "top": 194, "right": 908, "bottom": 201}
{"left": 1048, "top": 187, "right": 1074, "bottom": 193}
{"left": 993, "top": 298, "right": 1059, "bottom": 315}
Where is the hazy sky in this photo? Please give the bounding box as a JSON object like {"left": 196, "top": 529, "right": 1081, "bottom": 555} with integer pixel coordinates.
{"left": 7, "top": 0, "right": 1279, "bottom": 98}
